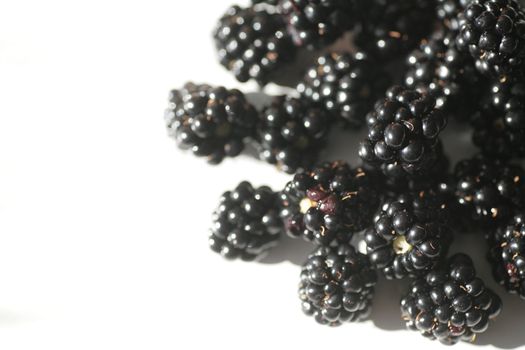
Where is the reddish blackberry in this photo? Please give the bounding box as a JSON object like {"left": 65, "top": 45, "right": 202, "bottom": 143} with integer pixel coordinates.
{"left": 454, "top": 155, "right": 525, "bottom": 228}
{"left": 164, "top": 83, "right": 257, "bottom": 164}
{"left": 256, "top": 95, "right": 332, "bottom": 174}
{"left": 472, "top": 79, "right": 525, "bottom": 158}
{"left": 297, "top": 51, "right": 388, "bottom": 128}
{"left": 209, "top": 181, "right": 282, "bottom": 261}
{"left": 280, "top": 161, "right": 380, "bottom": 245}
{"left": 405, "top": 31, "right": 488, "bottom": 120}
{"left": 354, "top": 0, "right": 437, "bottom": 59}
{"left": 400, "top": 254, "right": 502, "bottom": 345}
{"left": 489, "top": 212, "right": 525, "bottom": 298}
{"left": 213, "top": 5, "right": 296, "bottom": 85}
{"left": 365, "top": 190, "right": 453, "bottom": 280}
{"left": 278, "top": 0, "right": 358, "bottom": 49}
{"left": 456, "top": 0, "right": 525, "bottom": 77}
{"left": 299, "top": 244, "right": 377, "bottom": 326}
{"left": 359, "top": 86, "right": 448, "bottom": 178}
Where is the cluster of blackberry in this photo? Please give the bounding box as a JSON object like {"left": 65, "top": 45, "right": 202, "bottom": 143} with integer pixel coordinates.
{"left": 165, "top": 0, "right": 525, "bottom": 345}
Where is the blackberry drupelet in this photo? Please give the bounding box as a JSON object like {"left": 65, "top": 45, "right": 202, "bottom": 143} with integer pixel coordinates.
{"left": 489, "top": 212, "right": 525, "bottom": 298}
{"left": 454, "top": 155, "right": 525, "bottom": 229}
{"left": 165, "top": 83, "right": 257, "bottom": 164}
{"left": 209, "top": 181, "right": 282, "bottom": 261}
{"left": 405, "top": 30, "right": 488, "bottom": 120}
{"left": 354, "top": 0, "right": 437, "bottom": 59}
{"left": 456, "top": 0, "right": 525, "bottom": 77}
{"left": 213, "top": 5, "right": 296, "bottom": 85}
{"left": 280, "top": 161, "right": 380, "bottom": 245}
{"left": 472, "top": 79, "right": 525, "bottom": 158}
{"left": 278, "top": 0, "right": 357, "bottom": 49}
{"left": 299, "top": 244, "right": 377, "bottom": 326}
{"left": 256, "top": 95, "right": 332, "bottom": 174}
{"left": 365, "top": 190, "right": 453, "bottom": 279}
{"left": 400, "top": 254, "right": 502, "bottom": 345}
{"left": 297, "top": 51, "right": 388, "bottom": 128}
{"left": 359, "top": 86, "right": 448, "bottom": 178}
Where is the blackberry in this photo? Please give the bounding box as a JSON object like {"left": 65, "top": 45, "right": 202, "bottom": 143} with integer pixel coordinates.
{"left": 209, "top": 181, "right": 282, "bottom": 261}
{"left": 489, "top": 212, "right": 525, "bottom": 298}
{"left": 354, "top": 0, "right": 437, "bottom": 59}
{"left": 359, "top": 86, "right": 448, "bottom": 178}
{"left": 472, "top": 79, "right": 525, "bottom": 158}
{"left": 164, "top": 83, "right": 257, "bottom": 164}
{"left": 437, "top": 0, "right": 471, "bottom": 30}
{"left": 297, "top": 51, "right": 388, "bottom": 128}
{"left": 365, "top": 190, "right": 453, "bottom": 280}
{"left": 405, "top": 30, "right": 488, "bottom": 120}
{"left": 213, "top": 5, "right": 296, "bottom": 85}
{"left": 454, "top": 155, "right": 525, "bottom": 229}
{"left": 256, "top": 95, "right": 332, "bottom": 174}
{"left": 381, "top": 146, "right": 450, "bottom": 194}
{"left": 280, "top": 161, "right": 380, "bottom": 245}
{"left": 299, "top": 244, "right": 377, "bottom": 326}
{"left": 400, "top": 254, "right": 502, "bottom": 345}
{"left": 456, "top": 0, "right": 525, "bottom": 77}
{"left": 278, "top": 0, "right": 358, "bottom": 49}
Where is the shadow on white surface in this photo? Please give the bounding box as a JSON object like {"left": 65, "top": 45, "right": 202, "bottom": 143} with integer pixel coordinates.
{"left": 260, "top": 234, "right": 314, "bottom": 265}
{"left": 369, "top": 277, "right": 409, "bottom": 331}
{"left": 268, "top": 48, "right": 320, "bottom": 88}
{"left": 245, "top": 92, "right": 274, "bottom": 110}
{"left": 323, "top": 126, "right": 367, "bottom": 165}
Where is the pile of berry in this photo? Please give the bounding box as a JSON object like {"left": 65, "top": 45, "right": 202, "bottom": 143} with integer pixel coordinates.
{"left": 165, "top": 0, "right": 525, "bottom": 345}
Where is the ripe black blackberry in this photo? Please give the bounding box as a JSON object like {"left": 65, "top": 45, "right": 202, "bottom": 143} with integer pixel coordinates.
{"left": 164, "top": 83, "right": 257, "bottom": 164}
{"left": 365, "top": 190, "right": 453, "bottom": 280}
{"left": 280, "top": 161, "right": 380, "bottom": 245}
{"left": 299, "top": 244, "right": 377, "bottom": 326}
{"left": 454, "top": 155, "right": 525, "bottom": 229}
{"left": 213, "top": 5, "right": 296, "bottom": 85}
{"left": 297, "top": 52, "right": 388, "bottom": 128}
{"left": 489, "top": 212, "right": 525, "bottom": 298}
{"left": 381, "top": 146, "right": 450, "bottom": 194}
{"left": 400, "top": 254, "right": 502, "bottom": 345}
{"left": 436, "top": 0, "right": 470, "bottom": 30}
{"left": 354, "top": 0, "right": 437, "bottom": 59}
{"left": 456, "top": 0, "right": 525, "bottom": 77}
{"left": 405, "top": 30, "right": 488, "bottom": 121}
{"left": 209, "top": 181, "right": 282, "bottom": 261}
{"left": 471, "top": 79, "right": 525, "bottom": 158}
{"left": 278, "top": 0, "right": 358, "bottom": 49}
{"left": 359, "top": 86, "right": 448, "bottom": 178}
{"left": 256, "top": 95, "right": 332, "bottom": 174}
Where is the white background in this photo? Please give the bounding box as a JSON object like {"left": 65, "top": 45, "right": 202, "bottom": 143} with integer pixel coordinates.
{"left": 1, "top": 1, "right": 524, "bottom": 349}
